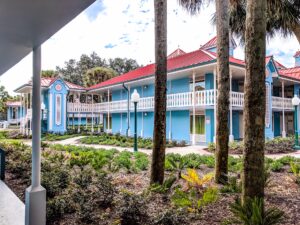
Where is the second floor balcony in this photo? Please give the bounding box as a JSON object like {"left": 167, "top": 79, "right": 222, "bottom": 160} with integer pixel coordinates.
{"left": 67, "top": 90, "right": 294, "bottom": 114}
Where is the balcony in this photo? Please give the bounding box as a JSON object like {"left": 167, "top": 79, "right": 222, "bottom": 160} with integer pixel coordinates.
{"left": 67, "top": 90, "right": 294, "bottom": 113}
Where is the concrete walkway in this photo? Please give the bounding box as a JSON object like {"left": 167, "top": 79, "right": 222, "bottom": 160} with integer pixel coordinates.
{"left": 0, "top": 181, "right": 24, "bottom": 225}
{"left": 47, "top": 136, "right": 300, "bottom": 159}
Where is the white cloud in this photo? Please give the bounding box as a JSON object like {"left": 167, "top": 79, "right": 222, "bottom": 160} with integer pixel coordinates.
{"left": 0, "top": 0, "right": 298, "bottom": 95}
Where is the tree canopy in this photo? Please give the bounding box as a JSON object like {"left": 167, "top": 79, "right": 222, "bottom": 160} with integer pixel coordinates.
{"left": 83, "top": 67, "right": 118, "bottom": 87}
{"left": 55, "top": 52, "right": 140, "bottom": 86}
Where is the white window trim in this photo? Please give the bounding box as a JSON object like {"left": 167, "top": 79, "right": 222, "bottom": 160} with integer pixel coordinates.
{"left": 55, "top": 94, "right": 62, "bottom": 126}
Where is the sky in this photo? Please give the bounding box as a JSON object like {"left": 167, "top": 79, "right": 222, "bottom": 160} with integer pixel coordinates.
{"left": 0, "top": 0, "right": 298, "bottom": 95}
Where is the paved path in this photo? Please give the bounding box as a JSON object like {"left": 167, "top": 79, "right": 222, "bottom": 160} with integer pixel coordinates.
{"left": 47, "top": 136, "right": 300, "bottom": 159}
{"left": 0, "top": 181, "right": 24, "bottom": 225}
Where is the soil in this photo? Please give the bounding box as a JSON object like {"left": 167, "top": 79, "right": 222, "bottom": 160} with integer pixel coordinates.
{"left": 5, "top": 166, "right": 300, "bottom": 225}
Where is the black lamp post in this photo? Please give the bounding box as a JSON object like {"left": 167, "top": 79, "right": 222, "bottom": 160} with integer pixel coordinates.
{"left": 131, "top": 89, "right": 140, "bottom": 152}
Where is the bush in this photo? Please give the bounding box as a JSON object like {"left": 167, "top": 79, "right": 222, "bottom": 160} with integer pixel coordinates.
{"left": 93, "top": 173, "right": 116, "bottom": 208}
{"left": 151, "top": 209, "right": 187, "bottom": 225}
{"left": 118, "top": 192, "right": 148, "bottom": 225}
{"left": 270, "top": 161, "right": 284, "bottom": 172}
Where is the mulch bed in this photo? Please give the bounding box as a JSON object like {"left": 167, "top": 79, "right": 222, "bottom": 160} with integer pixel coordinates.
{"left": 5, "top": 167, "right": 300, "bottom": 225}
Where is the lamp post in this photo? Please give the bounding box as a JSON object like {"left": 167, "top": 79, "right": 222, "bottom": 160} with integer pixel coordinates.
{"left": 131, "top": 89, "right": 140, "bottom": 152}
{"left": 292, "top": 94, "right": 300, "bottom": 150}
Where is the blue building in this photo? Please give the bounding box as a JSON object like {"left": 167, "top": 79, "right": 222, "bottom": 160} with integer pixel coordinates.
{"left": 11, "top": 37, "right": 300, "bottom": 145}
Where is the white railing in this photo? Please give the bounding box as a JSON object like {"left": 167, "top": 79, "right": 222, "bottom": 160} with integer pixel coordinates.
{"left": 8, "top": 118, "right": 21, "bottom": 124}
{"left": 67, "top": 90, "right": 293, "bottom": 113}
{"left": 271, "top": 96, "right": 293, "bottom": 110}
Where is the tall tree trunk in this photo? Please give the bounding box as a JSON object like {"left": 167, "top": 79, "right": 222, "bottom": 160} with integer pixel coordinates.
{"left": 242, "top": 0, "right": 267, "bottom": 204}
{"left": 151, "top": 0, "right": 167, "bottom": 185}
{"left": 291, "top": 23, "right": 300, "bottom": 44}
{"left": 215, "top": 0, "right": 230, "bottom": 184}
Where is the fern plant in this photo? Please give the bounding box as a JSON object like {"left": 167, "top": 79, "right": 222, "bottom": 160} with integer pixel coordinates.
{"left": 229, "top": 198, "right": 284, "bottom": 225}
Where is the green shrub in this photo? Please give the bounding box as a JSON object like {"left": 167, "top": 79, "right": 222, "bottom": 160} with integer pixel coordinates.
{"left": 290, "top": 162, "right": 300, "bottom": 184}
{"left": 220, "top": 176, "right": 242, "bottom": 193}
{"left": 150, "top": 176, "right": 177, "bottom": 194}
{"left": 118, "top": 192, "right": 148, "bottom": 225}
{"left": 229, "top": 197, "right": 284, "bottom": 225}
{"left": 270, "top": 161, "right": 284, "bottom": 172}
{"left": 151, "top": 209, "right": 187, "bottom": 225}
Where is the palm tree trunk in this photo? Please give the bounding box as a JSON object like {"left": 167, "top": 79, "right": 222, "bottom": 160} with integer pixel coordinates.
{"left": 242, "top": 0, "right": 266, "bottom": 204}
{"left": 215, "top": 0, "right": 230, "bottom": 184}
{"left": 151, "top": 0, "right": 167, "bottom": 185}
{"left": 291, "top": 23, "right": 300, "bottom": 44}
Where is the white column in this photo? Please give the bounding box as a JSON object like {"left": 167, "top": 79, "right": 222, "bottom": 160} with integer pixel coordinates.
{"left": 29, "top": 92, "right": 32, "bottom": 135}
{"left": 282, "top": 81, "right": 286, "bottom": 137}
{"left": 86, "top": 95, "right": 88, "bottom": 130}
{"left": 78, "top": 94, "right": 81, "bottom": 133}
{"left": 229, "top": 70, "right": 234, "bottom": 142}
{"left": 213, "top": 68, "right": 217, "bottom": 143}
{"left": 25, "top": 45, "right": 46, "bottom": 225}
{"left": 107, "top": 89, "right": 110, "bottom": 133}
{"left": 91, "top": 94, "right": 94, "bottom": 133}
{"left": 25, "top": 93, "right": 28, "bottom": 135}
{"left": 192, "top": 71, "right": 196, "bottom": 145}
{"left": 169, "top": 81, "right": 172, "bottom": 140}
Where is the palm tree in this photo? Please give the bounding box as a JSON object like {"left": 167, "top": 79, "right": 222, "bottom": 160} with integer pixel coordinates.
{"left": 242, "top": 0, "right": 266, "bottom": 205}
{"left": 178, "top": 0, "right": 230, "bottom": 184}
{"left": 229, "top": 0, "right": 300, "bottom": 43}
{"left": 150, "top": 0, "right": 168, "bottom": 185}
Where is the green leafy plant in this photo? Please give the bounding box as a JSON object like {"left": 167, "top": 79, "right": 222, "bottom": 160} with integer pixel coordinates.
{"left": 290, "top": 162, "right": 300, "bottom": 184}
{"left": 150, "top": 176, "right": 177, "bottom": 194}
{"left": 270, "top": 160, "right": 284, "bottom": 172}
{"left": 229, "top": 198, "right": 284, "bottom": 225}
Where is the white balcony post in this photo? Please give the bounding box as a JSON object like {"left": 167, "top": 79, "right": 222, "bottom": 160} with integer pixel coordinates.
{"left": 229, "top": 70, "right": 234, "bottom": 142}
{"left": 72, "top": 113, "right": 75, "bottom": 130}
{"left": 86, "top": 94, "right": 88, "bottom": 130}
{"left": 25, "top": 93, "right": 28, "bottom": 135}
{"left": 213, "top": 68, "right": 217, "bottom": 143}
{"left": 169, "top": 81, "right": 172, "bottom": 140}
{"left": 78, "top": 94, "right": 81, "bottom": 133}
{"left": 107, "top": 89, "right": 110, "bottom": 133}
{"left": 25, "top": 45, "right": 46, "bottom": 225}
{"left": 29, "top": 92, "right": 32, "bottom": 135}
{"left": 91, "top": 94, "right": 94, "bottom": 133}
{"left": 192, "top": 71, "right": 196, "bottom": 145}
{"left": 282, "top": 81, "right": 286, "bottom": 137}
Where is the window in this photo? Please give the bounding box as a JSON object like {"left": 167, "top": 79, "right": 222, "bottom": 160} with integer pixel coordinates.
{"left": 190, "top": 115, "right": 205, "bottom": 134}
{"left": 56, "top": 94, "right": 62, "bottom": 125}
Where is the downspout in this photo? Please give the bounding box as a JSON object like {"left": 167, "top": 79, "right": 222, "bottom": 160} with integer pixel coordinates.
{"left": 123, "top": 83, "right": 130, "bottom": 137}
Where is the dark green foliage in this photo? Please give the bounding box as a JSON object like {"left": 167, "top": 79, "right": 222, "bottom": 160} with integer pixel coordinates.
{"left": 229, "top": 198, "right": 284, "bottom": 225}
{"left": 47, "top": 195, "right": 69, "bottom": 223}
{"left": 42, "top": 133, "right": 82, "bottom": 141}
{"left": 220, "top": 176, "right": 242, "bottom": 193}
{"left": 119, "top": 192, "right": 148, "bottom": 225}
{"left": 93, "top": 173, "right": 116, "bottom": 208}
{"left": 150, "top": 175, "right": 177, "bottom": 194}
{"left": 151, "top": 209, "right": 187, "bottom": 225}
{"left": 73, "top": 168, "right": 93, "bottom": 189}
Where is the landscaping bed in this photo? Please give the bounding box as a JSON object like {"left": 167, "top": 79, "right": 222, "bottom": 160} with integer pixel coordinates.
{"left": 1, "top": 140, "right": 300, "bottom": 225}
{"left": 207, "top": 137, "right": 296, "bottom": 154}
{"left": 41, "top": 132, "right": 83, "bottom": 142}
{"left": 80, "top": 133, "right": 187, "bottom": 149}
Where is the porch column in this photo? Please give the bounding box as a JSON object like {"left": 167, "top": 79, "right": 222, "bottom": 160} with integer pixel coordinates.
{"left": 25, "top": 93, "right": 28, "bottom": 135}
{"left": 213, "top": 68, "right": 217, "bottom": 143}
{"left": 91, "top": 94, "right": 94, "bottom": 133}
{"left": 229, "top": 70, "right": 234, "bottom": 142}
{"left": 107, "top": 89, "right": 110, "bottom": 133}
{"left": 168, "top": 81, "right": 172, "bottom": 140}
{"left": 29, "top": 92, "right": 32, "bottom": 135}
{"left": 25, "top": 46, "right": 46, "bottom": 225}
{"left": 86, "top": 95, "right": 88, "bottom": 130}
{"left": 192, "top": 71, "right": 196, "bottom": 145}
{"left": 78, "top": 94, "right": 81, "bottom": 133}
{"left": 282, "top": 81, "right": 286, "bottom": 137}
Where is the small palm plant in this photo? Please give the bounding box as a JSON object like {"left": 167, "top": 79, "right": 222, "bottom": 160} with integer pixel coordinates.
{"left": 229, "top": 198, "right": 284, "bottom": 225}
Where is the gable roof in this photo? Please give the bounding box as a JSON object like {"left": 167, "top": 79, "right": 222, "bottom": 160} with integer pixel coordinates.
{"left": 167, "top": 48, "right": 186, "bottom": 59}
{"left": 15, "top": 77, "right": 85, "bottom": 92}
{"left": 265, "top": 56, "right": 286, "bottom": 69}
{"left": 88, "top": 49, "right": 245, "bottom": 90}
{"left": 200, "top": 36, "right": 237, "bottom": 50}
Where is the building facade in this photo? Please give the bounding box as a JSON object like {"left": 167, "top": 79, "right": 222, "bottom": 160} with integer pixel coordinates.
{"left": 11, "top": 37, "right": 300, "bottom": 145}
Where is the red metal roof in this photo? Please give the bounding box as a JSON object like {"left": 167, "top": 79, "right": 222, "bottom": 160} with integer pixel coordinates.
{"left": 88, "top": 49, "right": 246, "bottom": 90}
{"left": 279, "top": 67, "right": 300, "bottom": 80}
{"left": 167, "top": 48, "right": 186, "bottom": 59}
{"left": 6, "top": 101, "right": 21, "bottom": 106}
{"left": 28, "top": 77, "right": 85, "bottom": 90}
{"left": 200, "top": 36, "right": 217, "bottom": 50}
{"left": 208, "top": 52, "right": 245, "bottom": 65}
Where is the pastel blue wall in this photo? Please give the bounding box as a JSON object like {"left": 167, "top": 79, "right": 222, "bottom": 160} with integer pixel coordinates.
{"left": 48, "top": 79, "right": 68, "bottom": 133}
{"left": 265, "top": 62, "right": 274, "bottom": 139}
{"left": 232, "top": 111, "right": 239, "bottom": 139}
{"left": 205, "top": 109, "right": 214, "bottom": 143}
